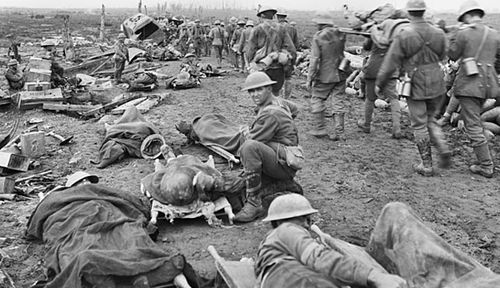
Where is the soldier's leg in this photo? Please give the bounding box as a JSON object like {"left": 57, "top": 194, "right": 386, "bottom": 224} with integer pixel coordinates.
{"left": 367, "top": 202, "right": 498, "bottom": 287}
{"left": 426, "top": 95, "right": 451, "bottom": 168}
{"left": 357, "top": 79, "right": 376, "bottom": 133}
{"left": 282, "top": 64, "right": 293, "bottom": 99}
{"left": 407, "top": 98, "right": 433, "bottom": 176}
{"left": 385, "top": 79, "right": 402, "bottom": 139}
{"left": 309, "top": 82, "right": 332, "bottom": 138}
{"left": 235, "top": 140, "right": 294, "bottom": 222}
{"left": 456, "top": 96, "right": 493, "bottom": 177}
{"left": 330, "top": 81, "right": 348, "bottom": 141}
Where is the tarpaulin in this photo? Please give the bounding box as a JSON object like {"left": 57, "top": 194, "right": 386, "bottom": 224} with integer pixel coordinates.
{"left": 25, "top": 184, "right": 204, "bottom": 288}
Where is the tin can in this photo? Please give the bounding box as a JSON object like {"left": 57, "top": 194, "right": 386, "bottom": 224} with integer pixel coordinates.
{"left": 398, "top": 74, "right": 412, "bottom": 97}
{"left": 462, "top": 57, "right": 479, "bottom": 76}
{"left": 339, "top": 57, "right": 351, "bottom": 72}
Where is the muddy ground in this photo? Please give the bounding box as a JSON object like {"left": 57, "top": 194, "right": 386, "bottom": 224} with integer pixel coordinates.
{"left": 1, "top": 10, "right": 500, "bottom": 288}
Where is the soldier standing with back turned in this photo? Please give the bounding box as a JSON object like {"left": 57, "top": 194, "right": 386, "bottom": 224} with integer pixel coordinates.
{"left": 376, "top": 0, "right": 451, "bottom": 176}
{"left": 448, "top": 0, "right": 500, "bottom": 178}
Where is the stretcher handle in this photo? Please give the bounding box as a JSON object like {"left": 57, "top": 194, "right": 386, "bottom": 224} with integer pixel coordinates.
{"left": 207, "top": 245, "right": 224, "bottom": 263}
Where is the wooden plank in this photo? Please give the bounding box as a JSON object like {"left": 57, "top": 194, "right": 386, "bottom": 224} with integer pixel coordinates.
{"left": 111, "top": 97, "right": 147, "bottom": 115}
{"left": 18, "top": 88, "right": 64, "bottom": 104}
{"left": 207, "top": 246, "right": 256, "bottom": 288}
{"left": 0, "top": 177, "right": 15, "bottom": 194}
{"left": 43, "top": 103, "right": 102, "bottom": 112}
{"left": 0, "top": 152, "right": 30, "bottom": 172}
{"left": 135, "top": 94, "right": 167, "bottom": 113}
{"left": 81, "top": 94, "right": 144, "bottom": 118}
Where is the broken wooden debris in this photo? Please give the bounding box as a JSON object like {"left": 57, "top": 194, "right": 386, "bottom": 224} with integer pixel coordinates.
{"left": 0, "top": 152, "right": 30, "bottom": 172}
{"left": 16, "top": 88, "right": 64, "bottom": 110}
{"left": 15, "top": 170, "right": 52, "bottom": 184}
{"left": 208, "top": 245, "right": 256, "bottom": 288}
{"left": 42, "top": 103, "right": 103, "bottom": 113}
{"left": 20, "top": 132, "right": 46, "bottom": 158}
{"left": 81, "top": 94, "right": 144, "bottom": 118}
{"left": 0, "top": 194, "right": 17, "bottom": 201}
{"left": 111, "top": 97, "right": 147, "bottom": 115}
{"left": 0, "top": 177, "right": 15, "bottom": 194}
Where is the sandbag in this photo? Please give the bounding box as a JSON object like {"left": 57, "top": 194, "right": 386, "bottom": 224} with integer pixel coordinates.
{"left": 480, "top": 106, "right": 500, "bottom": 122}
{"left": 482, "top": 121, "right": 500, "bottom": 135}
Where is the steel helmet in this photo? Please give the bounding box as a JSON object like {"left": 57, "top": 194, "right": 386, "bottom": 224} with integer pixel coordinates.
{"left": 214, "top": 19, "right": 221, "bottom": 25}
{"left": 457, "top": 0, "right": 485, "bottom": 22}
{"left": 276, "top": 11, "right": 287, "bottom": 17}
{"left": 220, "top": 22, "right": 225, "bottom": 27}
{"left": 117, "top": 33, "right": 127, "bottom": 39}
{"left": 246, "top": 20, "right": 255, "bottom": 27}
{"left": 8, "top": 59, "right": 18, "bottom": 66}
{"left": 257, "top": 6, "right": 278, "bottom": 17}
{"left": 241, "top": 72, "right": 276, "bottom": 91}
{"left": 406, "top": 0, "right": 426, "bottom": 12}
{"left": 140, "top": 134, "right": 166, "bottom": 159}
{"left": 237, "top": 19, "right": 246, "bottom": 25}
{"left": 65, "top": 171, "right": 99, "bottom": 187}
{"left": 230, "top": 16, "right": 238, "bottom": 23}
{"left": 312, "top": 11, "right": 334, "bottom": 25}
{"left": 194, "top": 19, "right": 200, "bottom": 23}
{"left": 263, "top": 193, "right": 318, "bottom": 222}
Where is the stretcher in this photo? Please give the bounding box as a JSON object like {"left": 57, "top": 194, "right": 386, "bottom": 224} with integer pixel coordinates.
{"left": 207, "top": 245, "right": 256, "bottom": 288}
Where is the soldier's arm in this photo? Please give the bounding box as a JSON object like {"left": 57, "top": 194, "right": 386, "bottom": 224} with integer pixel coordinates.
{"left": 447, "top": 29, "right": 464, "bottom": 61}
{"left": 307, "top": 35, "right": 320, "bottom": 84}
{"left": 248, "top": 113, "right": 279, "bottom": 142}
{"left": 275, "top": 224, "right": 373, "bottom": 287}
{"left": 247, "top": 29, "right": 258, "bottom": 61}
{"left": 495, "top": 31, "right": 500, "bottom": 74}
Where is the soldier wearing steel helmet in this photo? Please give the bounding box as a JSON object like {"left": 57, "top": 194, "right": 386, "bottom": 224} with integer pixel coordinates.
{"left": 255, "top": 193, "right": 408, "bottom": 288}
{"left": 247, "top": 6, "right": 296, "bottom": 96}
{"left": 230, "top": 19, "right": 246, "bottom": 71}
{"left": 447, "top": 0, "right": 500, "bottom": 178}
{"left": 5, "top": 59, "right": 25, "bottom": 91}
{"left": 208, "top": 20, "right": 227, "bottom": 66}
{"left": 307, "top": 11, "right": 349, "bottom": 141}
{"left": 234, "top": 72, "right": 300, "bottom": 222}
{"left": 376, "top": 0, "right": 451, "bottom": 176}
{"left": 113, "top": 33, "right": 129, "bottom": 84}
{"left": 237, "top": 20, "right": 255, "bottom": 72}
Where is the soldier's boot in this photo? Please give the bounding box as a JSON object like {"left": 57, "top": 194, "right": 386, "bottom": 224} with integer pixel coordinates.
{"left": 234, "top": 172, "right": 264, "bottom": 222}
{"left": 390, "top": 98, "right": 402, "bottom": 139}
{"left": 357, "top": 99, "right": 374, "bottom": 134}
{"left": 283, "top": 79, "right": 292, "bottom": 99}
{"left": 413, "top": 138, "right": 433, "bottom": 176}
{"left": 470, "top": 143, "right": 494, "bottom": 178}
{"left": 330, "top": 113, "right": 345, "bottom": 141}
{"left": 309, "top": 111, "right": 328, "bottom": 138}
{"left": 429, "top": 121, "right": 452, "bottom": 169}
{"left": 437, "top": 113, "right": 451, "bottom": 126}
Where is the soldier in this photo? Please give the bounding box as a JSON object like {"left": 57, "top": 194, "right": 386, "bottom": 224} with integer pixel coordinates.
{"left": 376, "top": 0, "right": 451, "bottom": 176}
{"left": 203, "top": 23, "right": 212, "bottom": 56}
{"left": 307, "top": 12, "right": 349, "bottom": 141}
{"left": 208, "top": 20, "right": 226, "bottom": 67}
{"left": 7, "top": 34, "right": 21, "bottom": 63}
{"left": 226, "top": 17, "right": 238, "bottom": 64}
{"left": 277, "top": 11, "right": 299, "bottom": 98}
{"left": 188, "top": 19, "right": 205, "bottom": 59}
{"left": 113, "top": 33, "right": 129, "bottom": 84}
{"left": 5, "top": 59, "right": 25, "bottom": 91}
{"left": 238, "top": 20, "right": 255, "bottom": 73}
{"left": 234, "top": 72, "right": 301, "bottom": 223}
{"left": 357, "top": 14, "right": 404, "bottom": 139}
{"left": 178, "top": 23, "right": 190, "bottom": 55}
{"left": 247, "top": 6, "right": 296, "bottom": 96}
{"left": 230, "top": 20, "right": 246, "bottom": 71}
{"left": 448, "top": 0, "right": 500, "bottom": 178}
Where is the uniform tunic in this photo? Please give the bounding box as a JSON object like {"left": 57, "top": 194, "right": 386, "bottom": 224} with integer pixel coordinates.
{"left": 114, "top": 41, "right": 129, "bottom": 81}
{"left": 5, "top": 67, "right": 25, "bottom": 90}
{"left": 255, "top": 222, "right": 372, "bottom": 288}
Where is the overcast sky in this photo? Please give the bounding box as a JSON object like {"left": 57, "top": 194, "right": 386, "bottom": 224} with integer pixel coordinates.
{"left": 0, "top": 0, "right": 498, "bottom": 13}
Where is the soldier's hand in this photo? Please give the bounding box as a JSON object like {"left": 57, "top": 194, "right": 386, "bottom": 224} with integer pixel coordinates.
{"left": 368, "top": 270, "right": 408, "bottom": 288}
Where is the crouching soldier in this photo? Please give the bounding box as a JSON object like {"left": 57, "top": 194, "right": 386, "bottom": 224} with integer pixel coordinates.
{"left": 5, "top": 59, "right": 25, "bottom": 91}
{"left": 234, "top": 72, "right": 302, "bottom": 223}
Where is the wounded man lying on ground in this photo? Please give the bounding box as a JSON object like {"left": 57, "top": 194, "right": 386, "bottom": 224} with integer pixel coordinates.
{"left": 96, "top": 105, "right": 160, "bottom": 168}
{"left": 26, "top": 171, "right": 208, "bottom": 288}
{"left": 256, "top": 194, "right": 500, "bottom": 288}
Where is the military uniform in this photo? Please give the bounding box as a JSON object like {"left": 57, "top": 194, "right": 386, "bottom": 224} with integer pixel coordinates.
{"left": 239, "top": 98, "right": 299, "bottom": 195}
{"left": 279, "top": 19, "right": 299, "bottom": 98}
{"left": 5, "top": 66, "right": 24, "bottom": 90}
{"left": 113, "top": 40, "right": 129, "bottom": 83}
{"left": 359, "top": 23, "right": 401, "bottom": 137}
{"left": 188, "top": 24, "right": 205, "bottom": 58}
{"left": 255, "top": 222, "right": 372, "bottom": 288}
{"left": 377, "top": 18, "right": 450, "bottom": 174}
{"left": 238, "top": 25, "right": 254, "bottom": 71}
{"left": 448, "top": 21, "right": 500, "bottom": 176}
{"left": 247, "top": 20, "right": 296, "bottom": 95}
{"left": 208, "top": 25, "right": 226, "bottom": 65}
{"left": 308, "top": 26, "right": 348, "bottom": 139}
{"left": 231, "top": 26, "right": 244, "bottom": 69}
